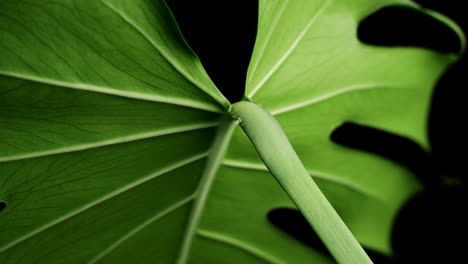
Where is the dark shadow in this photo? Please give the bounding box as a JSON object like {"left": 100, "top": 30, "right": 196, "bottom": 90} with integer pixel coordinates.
{"left": 268, "top": 208, "right": 393, "bottom": 263}
{"left": 330, "top": 122, "right": 436, "bottom": 188}
{"left": 358, "top": 5, "right": 462, "bottom": 53}
{"left": 413, "top": 0, "right": 467, "bottom": 30}
{"left": 0, "top": 201, "right": 6, "bottom": 213}
{"left": 164, "top": 0, "right": 258, "bottom": 102}
{"left": 392, "top": 189, "right": 467, "bottom": 263}
{"left": 428, "top": 55, "right": 467, "bottom": 184}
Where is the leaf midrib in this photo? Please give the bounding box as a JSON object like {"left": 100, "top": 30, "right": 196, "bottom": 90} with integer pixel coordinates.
{"left": 176, "top": 119, "right": 237, "bottom": 264}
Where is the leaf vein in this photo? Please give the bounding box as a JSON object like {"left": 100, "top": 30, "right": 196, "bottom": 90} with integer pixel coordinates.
{"left": 197, "top": 229, "right": 281, "bottom": 264}
{"left": 100, "top": 0, "right": 224, "bottom": 110}
{"left": 176, "top": 120, "right": 237, "bottom": 263}
{"left": 247, "top": 0, "right": 288, "bottom": 85}
{"left": 88, "top": 195, "right": 194, "bottom": 264}
{"left": 0, "top": 152, "right": 208, "bottom": 253}
{"left": 222, "top": 159, "right": 385, "bottom": 203}
{"left": 0, "top": 121, "right": 219, "bottom": 162}
{"left": 248, "top": 0, "right": 331, "bottom": 98}
{"left": 0, "top": 72, "right": 222, "bottom": 113}
{"left": 271, "top": 84, "right": 401, "bottom": 115}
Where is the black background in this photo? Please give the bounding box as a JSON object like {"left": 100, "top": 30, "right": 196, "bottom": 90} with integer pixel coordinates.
{"left": 165, "top": 0, "right": 466, "bottom": 262}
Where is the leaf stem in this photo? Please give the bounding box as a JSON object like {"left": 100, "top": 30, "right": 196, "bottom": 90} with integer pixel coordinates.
{"left": 230, "top": 101, "right": 373, "bottom": 264}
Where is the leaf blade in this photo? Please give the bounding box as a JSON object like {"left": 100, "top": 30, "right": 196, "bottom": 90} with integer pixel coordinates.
{"left": 0, "top": 0, "right": 229, "bottom": 111}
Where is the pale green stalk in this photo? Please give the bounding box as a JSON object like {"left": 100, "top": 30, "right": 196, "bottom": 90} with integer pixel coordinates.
{"left": 231, "top": 101, "right": 373, "bottom": 264}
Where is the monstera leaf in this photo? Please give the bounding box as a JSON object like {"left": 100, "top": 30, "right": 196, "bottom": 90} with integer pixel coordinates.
{"left": 0, "top": 0, "right": 463, "bottom": 263}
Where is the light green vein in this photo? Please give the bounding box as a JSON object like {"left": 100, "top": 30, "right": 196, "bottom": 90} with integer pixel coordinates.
{"left": 222, "top": 159, "right": 385, "bottom": 203}
{"left": 270, "top": 84, "right": 401, "bottom": 115}
{"left": 0, "top": 71, "right": 222, "bottom": 113}
{"left": 0, "top": 152, "right": 208, "bottom": 252}
{"left": 100, "top": 0, "right": 228, "bottom": 111}
{"left": 197, "top": 229, "right": 281, "bottom": 264}
{"left": 0, "top": 121, "right": 219, "bottom": 162}
{"left": 176, "top": 119, "right": 237, "bottom": 264}
{"left": 88, "top": 195, "right": 195, "bottom": 264}
{"left": 247, "top": 0, "right": 288, "bottom": 85}
{"left": 248, "top": 0, "right": 331, "bottom": 98}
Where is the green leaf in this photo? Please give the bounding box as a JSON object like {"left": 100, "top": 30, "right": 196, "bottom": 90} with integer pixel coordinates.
{"left": 0, "top": 0, "right": 463, "bottom": 263}
{"left": 239, "top": 0, "right": 463, "bottom": 255}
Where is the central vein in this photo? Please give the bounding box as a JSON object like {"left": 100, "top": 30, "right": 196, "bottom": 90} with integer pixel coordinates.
{"left": 176, "top": 117, "right": 237, "bottom": 264}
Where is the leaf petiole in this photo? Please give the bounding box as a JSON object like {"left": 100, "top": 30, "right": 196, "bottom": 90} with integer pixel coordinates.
{"left": 231, "top": 101, "right": 373, "bottom": 264}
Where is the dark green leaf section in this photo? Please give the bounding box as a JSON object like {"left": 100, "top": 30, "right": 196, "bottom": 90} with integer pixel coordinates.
{"left": 0, "top": 128, "right": 215, "bottom": 262}
{"left": 0, "top": 0, "right": 229, "bottom": 111}
{"left": 95, "top": 203, "right": 193, "bottom": 264}
{"left": 0, "top": 76, "right": 220, "bottom": 161}
{"left": 0, "top": 0, "right": 231, "bottom": 262}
